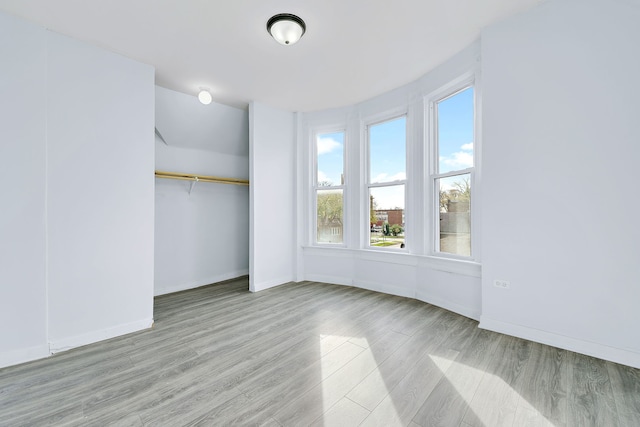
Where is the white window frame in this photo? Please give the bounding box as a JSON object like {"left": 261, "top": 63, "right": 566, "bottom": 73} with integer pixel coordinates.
{"left": 426, "top": 74, "right": 477, "bottom": 260}
{"left": 364, "top": 112, "right": 409, "bottom": 251}
{"left": 312, "top": 127, "right": 347, "bottom": 246}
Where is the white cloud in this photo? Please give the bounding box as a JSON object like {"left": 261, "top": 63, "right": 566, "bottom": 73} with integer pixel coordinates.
{"left": 373, "top": 173, "right": 388, "bottom": 182}
{"left": 317, "top": 137, "right": 342, "bottom": 155}
{"left": 441, "top": 151, "right": 473, "bottom": 169}
{"left": 440, "top": 143, "right": 474, "bottom": 170}
{"left": 372, "top": 172, "right": 406, "bottom": 183}
{"left": 371, "top": 185, "right": 405, "bottom": 210}
{"left": 317, "top": 170, "right": 329, "bottom": 183}
{"left": 389, "top": 172, "right": 406, "bottom": 181}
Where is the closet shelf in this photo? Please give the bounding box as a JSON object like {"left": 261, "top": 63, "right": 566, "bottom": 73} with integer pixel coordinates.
{"left": 155, "top": 170, "right": 249, "bottom": 186}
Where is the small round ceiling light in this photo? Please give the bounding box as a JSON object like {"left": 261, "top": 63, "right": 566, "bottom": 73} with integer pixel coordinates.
{"left": 197, "top": 89, "right": 212, "bottom": 105}
{"left": 267, "top": 13, "right": 306, "bottom": 45}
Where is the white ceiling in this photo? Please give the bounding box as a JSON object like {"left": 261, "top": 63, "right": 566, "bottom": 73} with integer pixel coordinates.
{"left": 0, "top": 0, "right": 542, "bottom": 112}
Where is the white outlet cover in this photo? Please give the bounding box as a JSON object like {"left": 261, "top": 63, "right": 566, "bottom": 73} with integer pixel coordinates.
{"left": 494, "top": 280, "right": 510, "bottom": 289}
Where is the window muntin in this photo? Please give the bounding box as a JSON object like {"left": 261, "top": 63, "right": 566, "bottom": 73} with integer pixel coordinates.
{"left": 314, "top": 131, "right": 345, "bottom": 244}
{"left": 368, "top": 116, "right": 407, "bottom": 249}
{"left": 432, "top": 86, "right": 474, "bottom": 257}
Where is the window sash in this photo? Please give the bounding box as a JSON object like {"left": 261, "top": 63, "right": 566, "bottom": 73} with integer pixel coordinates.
{"left": 316, "top": 189, "right": 344, "bottom": 245}
{"left": 366, "top": 114, "right": 408, "bottom": 250}
{"left": 313, "top": 129, "right": 346, "bottom": 245}
{"left": 429, "top": 82, "right": 475, "bottom": 259}
{"left": 434, "top": 172, "right": 471, "bottom": 256}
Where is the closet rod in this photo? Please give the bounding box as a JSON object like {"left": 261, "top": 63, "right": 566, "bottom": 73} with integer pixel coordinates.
{"left": 155, "top": 170, "right": 249, "bottom": 186}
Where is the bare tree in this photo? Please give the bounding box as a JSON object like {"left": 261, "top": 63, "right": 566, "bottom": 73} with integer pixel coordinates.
{"left": 440, "top": 177, "right": 470, "bottom": 212}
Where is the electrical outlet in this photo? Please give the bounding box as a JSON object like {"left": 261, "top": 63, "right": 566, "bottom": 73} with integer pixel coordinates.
{"left": 494, "top": 280, "right": 510, "bottom": 289}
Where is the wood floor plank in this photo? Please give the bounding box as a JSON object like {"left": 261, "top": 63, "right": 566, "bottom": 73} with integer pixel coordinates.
{"left": 136, "top": 288, "right": 384, "bottom": 424}
{"left": 359, "top": 346, "right": 459, "bottom": 427}
{"left": 83, "top": 308, "right": 340, "bottom": 423}
{"left": 131, "top": 314, "right": 342, "bottom": 421}
{"left": 309, "top": 397, "right": 370, "bottom": 427}
{"left": 272, "top": 329, "right": 410, "bottom": 426}
{"left": 513, "top": 405, "right": 557, "bottom": 427}
{"left": 607, "top": 360, "right": 640, "bottom": 427}
{"left": 462, "top": 334, "right": 533, "bottom": 427}
{"left": 568, "top": 352, "right": 619, "bottom": 426}
{"left": 515, "top": 342, "right": 569, "bottom": 426}
{"left": 412, "top": 328, "right": 502, "bottom": 427}
{"left": 225, "top": 337, "right": 374, "bottom": 425}
{"left": 141, "top": 288, "right": 384, "bottom": 418}
{"left": 345, "top": 309, "right": 462, "bottom": 411}
{"left": 80, "top": 412, "right": 145, "bottom": 427}
{"left": 1, "top": 278, "right": 639, "bottom": 426}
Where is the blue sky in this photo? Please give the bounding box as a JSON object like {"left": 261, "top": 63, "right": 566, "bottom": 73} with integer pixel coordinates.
{"left": 369, "top": 116, "right": 406, "bottom": 209}
{"left": 316, "top": 86, "right": 473, "bottom": 207}
{"left": 438, "top": 87, "right": 474, "bottom": 174}
{"left": 316, "top": 131, "right": 344, "bottom": 185}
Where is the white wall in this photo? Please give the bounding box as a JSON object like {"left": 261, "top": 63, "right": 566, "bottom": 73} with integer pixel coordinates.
{"left": 46, "top": 32, "right": 155, "bottom": 351}
{"left": 300, "top": 43, "right": 483, "bottom": 321}
{"left": 0, "top": 11, "right": 155, "bottom": 367}
{"left": 154, "top": 86, "right": 249, "bottom": 296}
{"left": 0, "top": 12, "right": 49, "bottom": 367}
{"left": 249, "top": 102, "right": 296, "bottom": 292}
{"left": 480, "top": 0, "right": 640, "bottom": 368}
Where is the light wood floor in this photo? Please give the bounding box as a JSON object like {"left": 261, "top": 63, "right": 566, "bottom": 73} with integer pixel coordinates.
{"left": 1, "top": 278, "right": 639, "bottom": 426}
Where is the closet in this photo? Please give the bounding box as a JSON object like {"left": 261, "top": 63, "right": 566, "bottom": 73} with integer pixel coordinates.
{"left": 154, "top": 86, "right": 250, "bottom": 296}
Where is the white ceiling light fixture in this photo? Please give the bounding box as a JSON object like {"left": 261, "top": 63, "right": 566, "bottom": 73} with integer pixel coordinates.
{"left": 267, "top": 13, "right": 306, "bottom": 45}
{"left": 197, "top": 89, "right": 212, "bottom": 105}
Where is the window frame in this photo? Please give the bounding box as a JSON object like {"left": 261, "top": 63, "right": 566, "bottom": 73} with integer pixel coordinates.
{"left": 426, "top": 76, "right": 477, "bottom": 260}
{"left": 312, "top": 127, "right": 347, "bottom": 246}
{"left": 364, "top": 112, "right": 409, "bottom": 252}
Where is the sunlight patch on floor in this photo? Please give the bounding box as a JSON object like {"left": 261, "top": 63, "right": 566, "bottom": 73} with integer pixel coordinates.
{"left": 430, "top": 355, "right": 556, "bottom": 427}
{"left": 319, "top": 334, "right": 402, "bottom": 424}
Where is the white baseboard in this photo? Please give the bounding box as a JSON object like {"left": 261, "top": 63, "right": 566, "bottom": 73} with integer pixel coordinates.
{"left": 306, "top": 274, "right": 415, "bottom": 298}
{"left": 480, "top": 316, "right": 640, "bottom": 369}
{"left": 154, "top": 270, "right": 249, "bottom": 296}
{"left": 250, "top": 276, "right": 294, "bottom": 292}
{"left": 416, "top": 290, "right": 480, "bottom": 321}
{"left": 49, "top": 318, "right": 154, "bottom": 354}
{"left": 305, "top": 274, "right": 353, "bottom": 287}
{"left": 0, "top": 344, "right": 50, "bottom": 369}
{"left": 353, "top": 279, "right": 416, "bottom": 299}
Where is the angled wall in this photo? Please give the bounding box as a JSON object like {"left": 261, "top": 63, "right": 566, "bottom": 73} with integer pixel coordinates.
{"left": 480, "top": 0, "right": 640, "bottom": 368}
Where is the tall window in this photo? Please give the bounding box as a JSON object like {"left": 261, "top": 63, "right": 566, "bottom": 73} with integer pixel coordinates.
{"left": 367, "top": 116, "right": 406, "bottom": 249}
{"left": 431, "top": 86, "right": 474, "bottom": 257}
{"left": 314, "top": 131, "right": 345, "bottom": 244}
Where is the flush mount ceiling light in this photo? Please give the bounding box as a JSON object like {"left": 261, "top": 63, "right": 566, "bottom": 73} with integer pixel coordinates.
{"left": 267, "top": 13, "right": 306, "bottom": 45}
{"left": 197, "top": 89, "right": 212, "bottom": 105}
